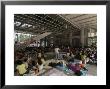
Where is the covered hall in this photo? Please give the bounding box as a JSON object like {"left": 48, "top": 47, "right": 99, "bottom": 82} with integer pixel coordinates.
{"left": 14, "top": 14, "right": 97, "bottom": 76}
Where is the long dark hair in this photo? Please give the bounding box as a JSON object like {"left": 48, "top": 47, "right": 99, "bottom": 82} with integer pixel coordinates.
{"left": 37, "top": 57, "right": 42, "bottom": 65}
{"left": 16, "top": 60, "right": 23, "bottom": 65}
{"left": 32, "top": 60, "right": 36, "bottom": 66}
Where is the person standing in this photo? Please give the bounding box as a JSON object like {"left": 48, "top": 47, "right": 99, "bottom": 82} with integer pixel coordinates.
{"left": 54, "top": 46, "right": 60, "bottom": 59}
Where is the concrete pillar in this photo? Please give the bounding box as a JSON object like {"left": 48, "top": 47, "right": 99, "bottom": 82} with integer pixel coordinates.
{"left": 44, "top": 37, "right": 47, "bottom": 47}
{"left": 70, "top": 32, "right": 73, "bottom": 47}
{"left": 80, "top": 28, "right": 85, "bottom": 48}
{"left": 84, "top": 28, "right": 88, "bottom": 47}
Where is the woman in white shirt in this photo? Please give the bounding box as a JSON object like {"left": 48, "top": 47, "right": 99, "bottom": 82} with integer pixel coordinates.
{"left": 37, "top": 57, "right": 44, "bottom": 71}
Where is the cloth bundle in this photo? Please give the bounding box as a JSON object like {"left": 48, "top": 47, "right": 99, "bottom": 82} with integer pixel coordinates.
{"left": 67, "top": 63, "right": 87, "bottom": 76}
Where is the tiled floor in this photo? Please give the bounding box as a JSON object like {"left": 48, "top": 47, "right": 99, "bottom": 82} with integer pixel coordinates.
{"left": 42, "top": 68, "right": 68, "bottom": 76}
{"left": 23, "top": 59, "right": 97, "bottom": 76}
{"left": 42, "top": 65, "right": 97, "bottom": 76}
{"left": 41, "top": 65, "right": 96, "bottom": 76}
{"left": 86, "top": 64, "right": 97, "bottom": 76}
{"left": 42, "top": 59, "right": 97, "bottom": 76}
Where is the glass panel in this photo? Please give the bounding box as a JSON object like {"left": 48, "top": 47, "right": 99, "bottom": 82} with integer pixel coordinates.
{"left": 14, "top": 32, "right": 34, "bottom": 43}
{"left": 88, "top": 28, "right": 97, "bottom": 46}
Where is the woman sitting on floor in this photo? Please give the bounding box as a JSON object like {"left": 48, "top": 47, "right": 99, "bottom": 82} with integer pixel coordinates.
{"left": 31, "top": 60, "right": 39, "bottom": 75}
{"left": 37, "top": 57, "right": 44, "bottom": 72}
{"left": 16, "top": 60, "right": 28, "bottom": 76}
{"left": 67, "top": 52, "right": 75, "bottom": 62}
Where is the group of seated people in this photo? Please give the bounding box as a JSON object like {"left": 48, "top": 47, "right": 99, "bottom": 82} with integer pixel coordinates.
{"left": 14, "top": 49, "right": 45, "bottom": 76}
{"left": 14, "top": 45, "right": 97, "bottom": 76}
{"left": 53, "top": 46, "right": 97, "bottom": 76}
{"left": 54, "top": 46, "right": 97, "bottom": 65}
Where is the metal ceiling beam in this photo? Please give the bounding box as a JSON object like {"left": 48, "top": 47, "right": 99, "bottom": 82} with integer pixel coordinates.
{"left": 73, "top": 15, "right": 96, "bottom": 23}
{"left": 15, "top": 15, "right": 55, "bottom": 32}
{"left": 14, "top": 14, "right": 76, "bottom": 35}
{"left": 77, "top": 19, "right": 96, "bottom": 24}
{"left": 26, "top": 14, "right": 62, "bottom": 32}
{"left": 59, "top": 14, "right": 81, "bottom": 30}
{"left": 69, "top": 14, "right": 86, "bottom": 20}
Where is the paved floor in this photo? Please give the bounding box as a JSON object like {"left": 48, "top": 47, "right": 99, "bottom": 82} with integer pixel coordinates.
{"left": 42, "top": 68, "right": 68, "bottom": 76}
{"left": 23, "top": 64, "right": 97, "bottom": 76}
{"left": 86, "top": 64, "right": 97, "bottom": 76}
{"left": 46, "top": 59, "right": 97, "bottom": 76}
{"left": 41, "top": 65, "right": 97, "bottom": 76}
{"left": 23, "top": 53, "right": 97, "bottom": 76}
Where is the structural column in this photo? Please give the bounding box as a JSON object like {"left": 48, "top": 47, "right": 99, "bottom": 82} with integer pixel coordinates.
{"left": 84, "top": 28, "right": 88, "bottom": 47}
{"left": 44, "top": 37, "right": 47, "bottom": 47}
{"left": 69, "top": 31, "right": 73, "bottom": 47}
{"left": 80, "top": 28, "right": 85, "bottom": 48}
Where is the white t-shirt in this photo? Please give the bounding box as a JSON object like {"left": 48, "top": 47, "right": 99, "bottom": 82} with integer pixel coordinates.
{"left": 38, "top": 64, "right": 43, "bottom": 71}
{"left": 55, "top": 48, "right": 60, "bottom": 53}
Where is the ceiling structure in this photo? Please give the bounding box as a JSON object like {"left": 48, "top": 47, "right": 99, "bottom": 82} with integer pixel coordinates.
{"left": 14, "top": 14, "right": 79, "bottom": 35}
{"left": 60, "top": 14, "right": 97, "bottom": 31}
{"left": 14, "top": 14, "right": 97, "bottom": 36}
